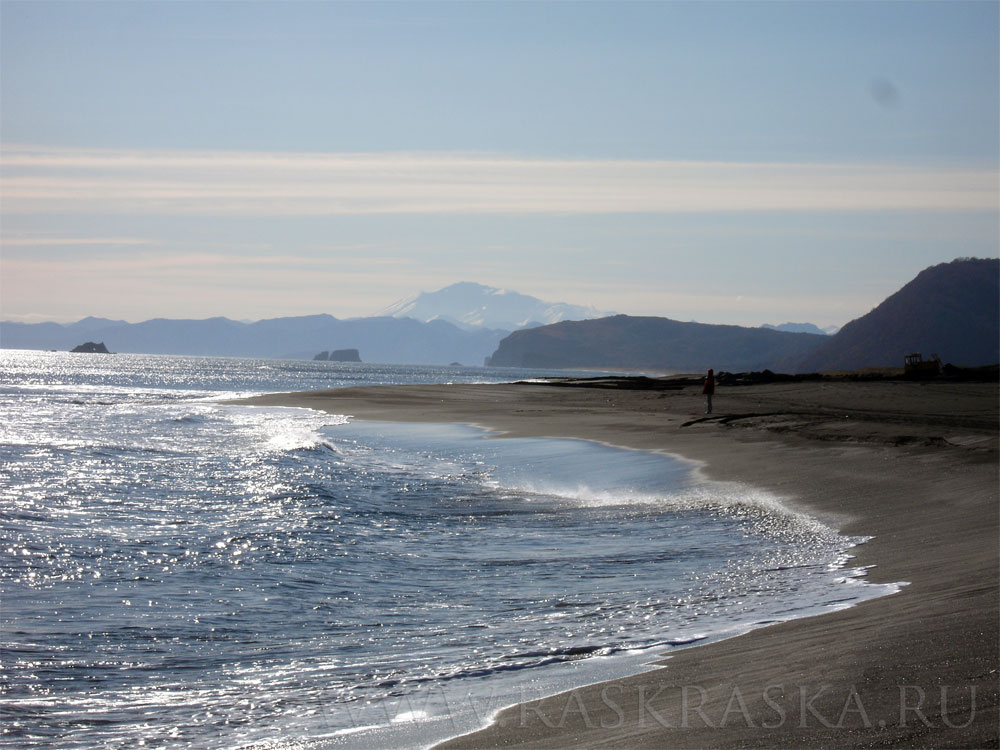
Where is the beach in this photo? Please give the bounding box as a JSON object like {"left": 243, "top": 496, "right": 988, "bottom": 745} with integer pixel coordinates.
{"left": 236, "top": 378, "right": 999, "bottom": 749}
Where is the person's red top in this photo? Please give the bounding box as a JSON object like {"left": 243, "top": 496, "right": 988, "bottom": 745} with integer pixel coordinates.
{"left": 702, "top": 369, "right": 715, "bottom": 395}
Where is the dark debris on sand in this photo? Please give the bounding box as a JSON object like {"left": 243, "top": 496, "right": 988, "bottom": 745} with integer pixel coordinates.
{"left": 520, "top": 364, "right": 999, "bottom": 391}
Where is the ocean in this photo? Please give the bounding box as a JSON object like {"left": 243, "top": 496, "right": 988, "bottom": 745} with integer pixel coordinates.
{"left": 0, "top": 351, "right": 898, "bottom": 749}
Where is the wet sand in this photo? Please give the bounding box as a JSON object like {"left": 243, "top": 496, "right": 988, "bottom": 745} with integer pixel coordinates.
{"left": 233, "top": 379, "right": 999, "bottom": 748}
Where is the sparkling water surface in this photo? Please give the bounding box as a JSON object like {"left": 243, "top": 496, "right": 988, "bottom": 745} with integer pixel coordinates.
{"left": 0, "top": 351, "right": 897, "bottom": 749}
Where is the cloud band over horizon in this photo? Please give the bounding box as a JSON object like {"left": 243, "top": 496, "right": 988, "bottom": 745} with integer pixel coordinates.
{"left": 3, "top": 144, "right": 996, "bottom": 217}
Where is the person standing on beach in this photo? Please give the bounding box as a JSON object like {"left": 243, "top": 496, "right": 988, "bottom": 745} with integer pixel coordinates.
{"left": 702, "top": 368, "right": 715, "bottom": 414}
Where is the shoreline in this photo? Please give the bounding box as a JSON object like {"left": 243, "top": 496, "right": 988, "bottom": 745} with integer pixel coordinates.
{"left": 231, "top": 380, "right": 999, "bottom": 748}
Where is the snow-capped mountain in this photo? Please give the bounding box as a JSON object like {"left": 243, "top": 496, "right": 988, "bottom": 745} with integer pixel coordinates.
{"left": 376, "top": 282, "right": 615, "bottom": 331}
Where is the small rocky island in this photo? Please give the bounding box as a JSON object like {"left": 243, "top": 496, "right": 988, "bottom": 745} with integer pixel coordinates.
{"left": 313, "top": 348, "right": 361, "bottom": 362}
{"left": 70, "top": 341, "right": 111, "bottom": 353}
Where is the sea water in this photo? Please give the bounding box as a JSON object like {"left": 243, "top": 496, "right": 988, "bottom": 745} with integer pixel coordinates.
{"left": 0, "top": 351, "right": 898, "bottom": 749}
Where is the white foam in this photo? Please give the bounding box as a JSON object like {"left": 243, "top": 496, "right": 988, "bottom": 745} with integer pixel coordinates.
{"left": 391, "top": 709, "right": 430, "bottom": 723}
{"left": 484, "top": 474, "right": 836, "bottom": 542}
{"left": 220, "top": 405, "right": 350, "bottom": 454}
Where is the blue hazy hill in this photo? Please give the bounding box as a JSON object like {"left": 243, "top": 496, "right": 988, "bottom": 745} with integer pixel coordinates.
{"left": 762, "top": 322, "right": 838, "bottom": 336}
{"left": 1, "top": 282, "right": 614, "bottom": 366}
{"left": 0, "top": 314, "right": 508, "bottom": 366}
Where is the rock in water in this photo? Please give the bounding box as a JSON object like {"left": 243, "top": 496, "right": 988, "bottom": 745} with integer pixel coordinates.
{"left": 70, "top": 341, "right": 111, "bottom": 353}
{"left": 329, "top": 349, "right": 361, "bottom": 362}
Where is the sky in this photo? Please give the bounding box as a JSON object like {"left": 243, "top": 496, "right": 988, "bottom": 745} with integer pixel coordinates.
{"left": 1, "top": 0, "right": 997, "bottom": 328}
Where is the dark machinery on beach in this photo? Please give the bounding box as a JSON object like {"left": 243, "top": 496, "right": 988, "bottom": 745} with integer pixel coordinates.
{"left": 904, "top": 352, "right": 942, "bottom": 377}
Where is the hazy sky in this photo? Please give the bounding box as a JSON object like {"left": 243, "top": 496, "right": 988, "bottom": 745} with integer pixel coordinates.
{"left": 2, "top": 0, "right": 997, "bottom": 327}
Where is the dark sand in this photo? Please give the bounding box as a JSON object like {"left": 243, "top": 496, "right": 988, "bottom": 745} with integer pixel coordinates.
{"left": 234, "top": 380, "right": 999, "bottom": 748}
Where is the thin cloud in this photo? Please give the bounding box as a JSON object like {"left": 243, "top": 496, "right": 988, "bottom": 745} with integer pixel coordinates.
{"left": 2, "top": 144, "right": 995, "bottom": 216}
{"left": 2, "top": 253, "right": 428, "bottom": 285}
{"left": 1, "top": 234, "right": 157, "bottom": 247}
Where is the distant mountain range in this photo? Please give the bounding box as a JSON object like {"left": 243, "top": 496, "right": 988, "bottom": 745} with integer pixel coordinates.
{"left": 6, "top": 262, "right": 996, "bottom": 371}
{"left": 487, "top": 258, "right": 999, "bottom": 372}
{"left": 0, "top": 282, "right": 614, "bottom": 365}
{"left": 0, "top": 314, "right": 507, "bottom": 366}
{"left": 377, "top": 282, "right": 614, "bottom": 331}
{"left": 762, "top": 322, "right": 838, "bottom": 336}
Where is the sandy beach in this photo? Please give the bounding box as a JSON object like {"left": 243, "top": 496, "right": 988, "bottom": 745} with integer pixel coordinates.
{"left": 235, "top": 378, "right": 999, "bottom": 748}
